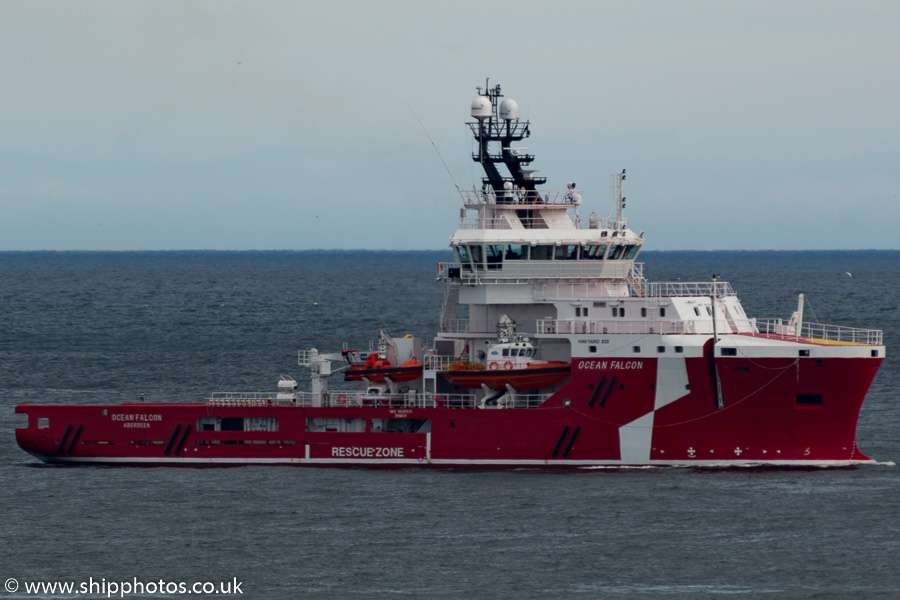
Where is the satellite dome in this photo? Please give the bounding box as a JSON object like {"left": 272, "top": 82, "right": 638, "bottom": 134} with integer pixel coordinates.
{"left": 471, "top": 96, "right": 491, "bottom": 120}
{"left": 499, "top": 98, "right": 519, "bottom": 120}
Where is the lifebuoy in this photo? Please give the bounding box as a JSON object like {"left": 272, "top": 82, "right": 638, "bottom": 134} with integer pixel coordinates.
{"left": 488, "top": 361, "right": 500, "bottom": 370}
{"left": 336, "top": 394, "right": 347, "bottom": 405}
{"left": 503, "top": 361, "right": 514, "bottom": 370}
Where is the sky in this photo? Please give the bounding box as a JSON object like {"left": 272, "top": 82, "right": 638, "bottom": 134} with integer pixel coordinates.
{"left": 1, "top": 1, "right": 898, "bottom": 251}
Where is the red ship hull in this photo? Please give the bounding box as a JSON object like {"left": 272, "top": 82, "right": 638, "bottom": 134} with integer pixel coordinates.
{"left": 15, "top": 344, "right": 882, "bottom": 468}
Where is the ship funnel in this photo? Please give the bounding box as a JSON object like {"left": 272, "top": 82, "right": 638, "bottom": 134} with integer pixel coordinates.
{"left": 471, "top": 96, "right": 491, "bottom": 120}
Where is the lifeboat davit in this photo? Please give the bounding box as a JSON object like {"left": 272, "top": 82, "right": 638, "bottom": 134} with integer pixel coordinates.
{"left": 443, "top": 360, "right": 570, "bottom": 390}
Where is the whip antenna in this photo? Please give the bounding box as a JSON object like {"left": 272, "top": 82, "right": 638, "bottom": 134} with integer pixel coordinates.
{"left": 406, "top": 100, "right": 461, "bottom": 193}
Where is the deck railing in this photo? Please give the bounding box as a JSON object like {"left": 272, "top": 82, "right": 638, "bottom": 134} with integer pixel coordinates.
{"left": 639, "top": 281, "right": 736, "bottom": 298}
{"left": 207, "top": 390, "right": 552, "bottom": 410}
{"left": 756, "top": 319, "right": 883, "bottom": 345}
{"left": 536, "top": 318, "right": 690, "bottom": 336}
{"left": 458, "top": 188, "right": 581, "bottom": 208}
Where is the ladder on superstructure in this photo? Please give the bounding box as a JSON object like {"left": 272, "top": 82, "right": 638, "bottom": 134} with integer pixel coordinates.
{"left": 440, "top": 282, "right": 461, "bottom": 332}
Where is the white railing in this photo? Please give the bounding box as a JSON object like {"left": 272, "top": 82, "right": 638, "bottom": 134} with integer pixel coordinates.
{"left": 536, "top": 319, "right": 689, "bottom": 336}
{"left": 457, "top": 217, "right": 518, "bottom": 230}
{"left": 430, "top": 393, "right": 551, "bottom": 409}
{"left": 427, "top": 354, "right": 460, "bottom": 371}
{"left": 207, "top": 391, "right": 552, "bottom": 410}
{"left": 438, "top": 261, "right": 632, "bottom": 283}
{"left": 441, "top": 319, "right": 538, "bottom": 334}
{"left": 437, "top": 262, "right": 740, "bottom": 300}
{"left": 639, "top": 281, "right": 736, "bottom": 298}
{"left": 756, "top": 319, "right": 883, "bottom": 345}
{"left": 459, "top": 188, "right": 581, "bottom": 208}
{"left": 207, "top": 393, "right": 298, "bottom": 408}
{"left": 534, "top": 282, "right": 630, "bottom": 301}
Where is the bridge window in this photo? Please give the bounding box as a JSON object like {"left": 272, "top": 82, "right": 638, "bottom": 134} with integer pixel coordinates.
{"left": 456, "top": 245, "right": 469, "bottom": 263}
{"left": 469, "top": 244, "right": 483, "bottom": 263}
{"left": 555, "top": 245, "right": 579, "bottom": 260}
{"left": 505, "top": 244, "right": 527, "bottom": 260}
{"left": 531, "top": 245, "right": 553, "bottom": 260}
{"left": 582, "top": 245, "right": 605, "bottom": 260}
{"left": 486, "top": 245, "right": 503, "bottom": 269}
{"left": 607, "top": 244, "right": 624, "bottom": 260}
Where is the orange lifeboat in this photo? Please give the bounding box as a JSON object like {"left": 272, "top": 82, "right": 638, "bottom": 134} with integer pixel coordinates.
{"left": 344, "top": 352, "right": 423, "bottom": 383}
{"left": 443, "top": 360, "right": 570, "bottom": 390}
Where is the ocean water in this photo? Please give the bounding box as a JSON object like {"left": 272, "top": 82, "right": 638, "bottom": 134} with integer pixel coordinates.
{"left": 1, "top": 250, "right": 898, "bottom": 599}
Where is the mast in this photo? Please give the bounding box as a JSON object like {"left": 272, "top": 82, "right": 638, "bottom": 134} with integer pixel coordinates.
{"left": 468, "top": 83, "right": 546, "bottom": 196}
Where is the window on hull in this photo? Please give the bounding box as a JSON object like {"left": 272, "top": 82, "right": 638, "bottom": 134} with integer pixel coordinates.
{"left": 306, "top": 418, "right": 367, "bottom": 433}
{"left": 796, "top": 394, "right": 823, "bottom": 407}
{"left": 197, "top": 417, "right": 279, "bottom": 432}
{"left": 371, "top": 419, "right": 431, "bottom": 433}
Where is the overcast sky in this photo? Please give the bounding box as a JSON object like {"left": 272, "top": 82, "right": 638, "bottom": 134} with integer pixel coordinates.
{"left": 1, "top": 1, "right": 898, "bottom": 251}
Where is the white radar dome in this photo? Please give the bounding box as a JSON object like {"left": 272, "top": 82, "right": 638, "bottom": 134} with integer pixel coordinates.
{"left": 499, "top": 98, "right": 519, "bottom": 120}
{"left": 471, "top": 96, "right": 492, "bottom": 120}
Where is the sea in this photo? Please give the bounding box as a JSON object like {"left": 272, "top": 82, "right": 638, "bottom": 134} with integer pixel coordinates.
{"left": 1, "top": 250, "right": 898, "bottom": 600}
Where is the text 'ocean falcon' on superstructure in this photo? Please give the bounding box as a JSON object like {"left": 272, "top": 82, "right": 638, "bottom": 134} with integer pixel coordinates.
{"left": 15, "top": 81, "right": 884, "bottom": 468}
